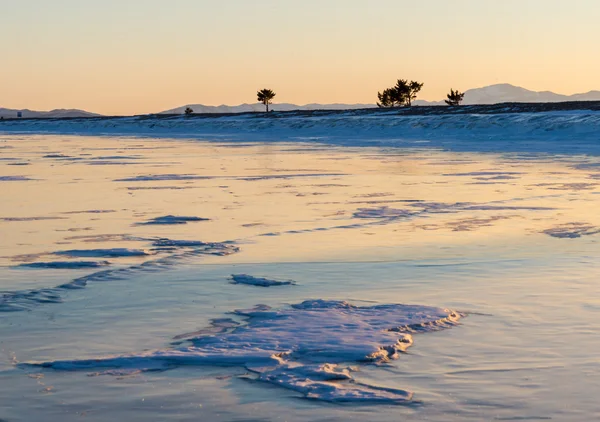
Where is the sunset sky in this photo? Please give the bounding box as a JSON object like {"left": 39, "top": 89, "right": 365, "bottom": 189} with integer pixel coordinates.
{"left": 1, "top": 0, "right": 599, "bottom": 115}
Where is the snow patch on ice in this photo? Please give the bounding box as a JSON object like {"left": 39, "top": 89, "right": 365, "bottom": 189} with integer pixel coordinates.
{"left": 254, "top": 362, "right": 412, "bottom": 403}
{"left": 21, "top": 299, "right": 462, "bottom": 403}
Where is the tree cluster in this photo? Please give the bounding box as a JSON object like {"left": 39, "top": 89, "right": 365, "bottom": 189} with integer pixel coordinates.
{"left": 377, "top": 79, "right": 424, "bottom": 108}
{"left": 181, "top": 81, "right": 465, "bottom": 115}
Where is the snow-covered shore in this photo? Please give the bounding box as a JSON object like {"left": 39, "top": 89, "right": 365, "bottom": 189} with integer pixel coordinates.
{"left": 2, "top": 109, "right": 599, "bottom": 155}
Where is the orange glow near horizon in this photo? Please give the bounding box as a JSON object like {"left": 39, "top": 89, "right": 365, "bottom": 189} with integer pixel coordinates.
{"left": 1, "top": 0, "right": 599, "bottom": 115}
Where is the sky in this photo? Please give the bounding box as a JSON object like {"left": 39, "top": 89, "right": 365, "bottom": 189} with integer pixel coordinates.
{"left": 1, "top": 0, "right": 599, "bottom": 115}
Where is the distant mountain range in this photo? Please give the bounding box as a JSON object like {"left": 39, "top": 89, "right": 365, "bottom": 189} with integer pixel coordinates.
{"left": 2, "top": 84, "right": 600, "bottom": 118}
{"left": 0, "top": 108, "right": 100, "bottom": 119}
{"left": 413, "top": 83, "right": 600, "bottom": 106}
{"left": 160, "top": 102, "right": 375, "bottom": 114}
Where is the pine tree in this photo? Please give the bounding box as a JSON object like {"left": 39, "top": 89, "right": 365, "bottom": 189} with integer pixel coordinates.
{"left": 257, "top": 89, "right": 276, "bottom": 112}
{"left": 404, "top": 80, "right": 424, "bottom": 107}
{"left": 445, "top": 89, "right": 465, "bottom": 106}
{"left": 377, "top": 88, "right": 397, "bottom": 107}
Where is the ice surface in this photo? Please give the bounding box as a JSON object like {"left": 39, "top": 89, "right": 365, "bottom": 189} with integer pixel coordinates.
{"left": 230, "top": 274, "right": 296, "bottom": 287}
{"left": 22, "top": 299, "right": 462, "bottom": 403}
{"left": 139, "top": 215, "right": 210, "bottom": 225}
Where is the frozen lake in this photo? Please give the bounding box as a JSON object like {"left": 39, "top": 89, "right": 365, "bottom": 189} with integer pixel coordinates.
{"left": 1, "top": 129, "right": 600, "bottom": 421}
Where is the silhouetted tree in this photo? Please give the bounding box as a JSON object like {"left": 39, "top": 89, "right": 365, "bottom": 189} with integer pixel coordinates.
{"left": 184, "top": 107, "right": 194, "bottom": 115}
{"left": 257, "top": 89, "right": 276, "bottom": 112}
{"left": 445, "top": 89, "right": 465, "bottom": 106}
{"left": 377, "top": 88, "right": 398, "bottom": 108}
{"left": 401, "top": 80, "right": 424, "bottom": 107}
{"left": 377, "top": 79, "right": 424, "bottom": 107}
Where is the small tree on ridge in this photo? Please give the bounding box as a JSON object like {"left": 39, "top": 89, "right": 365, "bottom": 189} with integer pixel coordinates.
{"left": 184, "top": 107, "right": 194, "bottom": 115}
{"left": 257, "top": 89, "right": 276, "bottom": 112}
{"left": 445, "top": 89, "right": 465, "bottom": 106}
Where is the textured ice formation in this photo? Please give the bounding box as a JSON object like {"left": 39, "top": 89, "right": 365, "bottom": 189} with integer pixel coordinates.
{"left": 230, "top": 274, "right": 295, "bottom": 287}
{"left": 151, "top": 239, "right": 208, "bottom": 247}
{"left": 234, "top": 173, "right": 346, "bottom": 181}
{"left": 139, "top": 215, "right": 210, "bottom": 225}
{"left": 418, "top": 215, "right": 514, "bottom": 232}
{"left": 22, "top": 300, "right": 462, "bottom": 403}
{"left": 42, "top": 153, "right": 72, "bottom": 159}
{"left": 443, "top": 171, "right": 523, "bottom": 177}
{"left": 352, "top": 207, "right": 416, "bottom": 219}
{"left": 114, "top": 174, "right": 213, "bottom": 182}
{"left": 0, "top": 216, "right": 67, "bottom": 223}
{"left": 255, "top": 362, "right": 412, "bottom": 403}
{"left": 61, "top": 209, "right": 116, "bottom": 215}
{"left": 151, "top": 239, "right": 238, "bottom": 256}
{"left": 54, "top": 248, "right": 150, "bottom": 258}
{"left": 542, "top": 222, "right": 600, "bottom": 238}
{"left": 353, "top": 201, "right": 556, "bottom": 224}
{"left": 90, "top": 155, "right": 142, "bottom": 160}
{"left": 17, "top": 261, "right": 111, "bottom": 269}
{"left": 126, "top": 186, "right": 196, "bottom": 190}
{"left": 0, "top": 175, "right": 34, "bottom": 181}
{"left": 536, "top": 182, "right": 598, "bottom": 191}
{"left": 1, "top": 239, "right": 239, "bottom": 312}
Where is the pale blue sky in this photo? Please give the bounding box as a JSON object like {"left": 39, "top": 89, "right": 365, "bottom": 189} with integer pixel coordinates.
{"left": 1, "top": 0, "right": 598, "bottom": 114}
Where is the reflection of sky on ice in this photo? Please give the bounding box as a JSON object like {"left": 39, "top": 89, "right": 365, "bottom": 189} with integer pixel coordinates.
{"left": 2, "top": 133, "right": 600, "bottom": 418}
